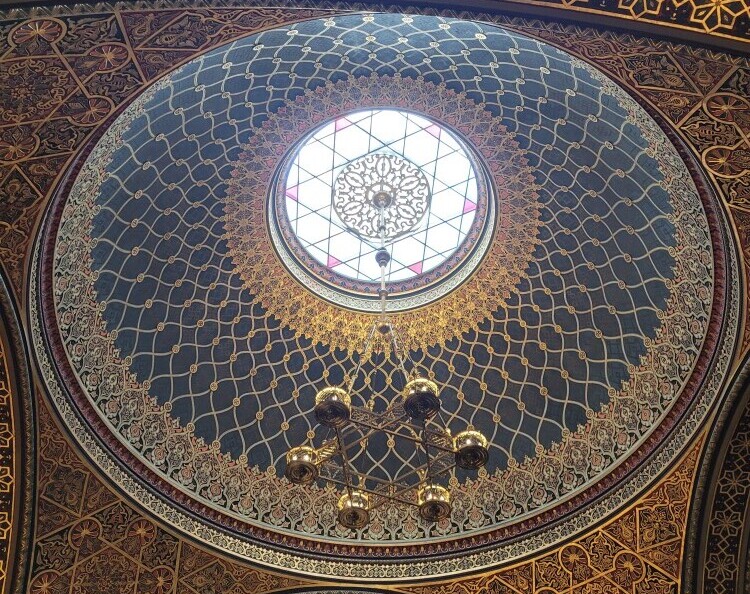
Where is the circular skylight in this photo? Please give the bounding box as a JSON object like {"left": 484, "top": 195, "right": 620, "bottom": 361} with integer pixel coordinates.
{"left": 282, "top": 109, "right": 481, "bottom": 284}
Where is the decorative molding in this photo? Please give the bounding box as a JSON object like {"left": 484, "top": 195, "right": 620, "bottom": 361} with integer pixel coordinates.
{"left": 28, "top": 398, "right": 313, "bottom": 594}
{"left": 25, "top": 393, "right": 706, "bottom": 593}
{"left": 401, "top": 433, "right": 706, "bottom": 594}
{"left": 684, "top": 355, "right": 750, "bottom": 594}
{"left": 0, "top": 298, "right": 16, "bottom": 594}
{"left": 29, "top": 10, "right": 740, "bottom": 580}
{"left": 0, "top": 0, "right": 748, "bottom": 46}
{"left": 0, "top": 268, "right": 34, "bottom": 594}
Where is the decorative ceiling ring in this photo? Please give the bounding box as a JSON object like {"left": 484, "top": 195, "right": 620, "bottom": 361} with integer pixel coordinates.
{"left": 223, "top": 74, "right": 540, "bottom": 353}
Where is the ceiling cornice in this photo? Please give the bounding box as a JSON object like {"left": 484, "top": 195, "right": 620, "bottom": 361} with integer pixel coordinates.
{"left": 0, "top": 0, "right": 747, "bottom": 53}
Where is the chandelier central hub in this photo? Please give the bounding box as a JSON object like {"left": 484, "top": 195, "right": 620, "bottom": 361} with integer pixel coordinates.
{"left": 371, "top": 190, "right": 393, "bottom": 209}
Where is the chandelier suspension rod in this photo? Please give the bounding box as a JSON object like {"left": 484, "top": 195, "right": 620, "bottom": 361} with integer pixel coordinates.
{"left": 423, "top": 418, "right": 433, "bottom": 483}
{"left": 378, "top": 204, "right": 388, "bottom": 318}
{"left": 335, "top": 426, "right": 356, "bottom": 497}
{"left": 347, "top": 321, "right": 377, "bottom": 394}
{"left": 374, "top": 202, "right": 414, "bottom": 380}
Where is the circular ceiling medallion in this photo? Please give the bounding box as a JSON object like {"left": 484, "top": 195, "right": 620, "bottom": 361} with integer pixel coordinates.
{"left": 33, "top": 12, "right": 738, "bottom": 581}
{"left": 279, "top": 109, "right": 483, "bottom": 291}
{"left": 224, "top": 74, "right": 537, "bottom": 350}
{"left": 333, "top": 153, "right": 432, "bottom": 243}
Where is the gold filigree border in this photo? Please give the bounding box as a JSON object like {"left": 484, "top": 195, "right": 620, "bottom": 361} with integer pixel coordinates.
{"left": 222, "top": 74, "right": 542, "bottom": 352}
{"left": 0, "top": 330, "right": 15, "bottom": 594}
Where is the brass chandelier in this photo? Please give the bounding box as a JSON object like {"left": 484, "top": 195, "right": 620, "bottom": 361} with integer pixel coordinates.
{"left": 284, "top": 166, "right": 489, "bottom": 530}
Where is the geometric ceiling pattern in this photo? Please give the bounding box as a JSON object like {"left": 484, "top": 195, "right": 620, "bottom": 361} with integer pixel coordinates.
{"left": 497, "top": 0, "right": 750, "bottom": 41}
{"left": 27, "top": 394, "right": 706, "bottom": 594}
{"left": 223, "top": 73, "right": 525, "bottom": 341}
{"left": 32, "top": 10, "right": 739, "bottom": 580}
{"left": 281, "top": 109, "right": 482, "bottom": 285}
{"left": 0, "top": 1, "right": 748, "bottom": 592}
{"left": 26, "top": 394, "right": 706, "bottom": 594}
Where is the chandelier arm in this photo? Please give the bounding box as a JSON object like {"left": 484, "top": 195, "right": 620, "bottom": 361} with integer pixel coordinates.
{"left": 352, "top": 404, "right": 426, "bottom": 446}
{"left": 337, "top": 425, "right": 378, "bottom": 459}
{"left": 347, "top": 412, "right": 455, "bottom": 453}
{"left": 425, "top": 451, "right": 458, "bottom": 478}
{"left": 334, "top": 426, "right": 356, "bottom": 496}
{"left": 314, "top": 436, "right": 340, "bottom": 463}
{"left": 422, "top": 417, "right": 434, "bottom": 483}
{"left": 433, "top": 409, "right": 456, "bottom": 449}
{"left": 322, "top": 476, "right": 418, "bottom": 508}
{"left": 423, "top": 427, "right": 454, "bottom": 452}
{"left": 369, "top": 457, "right": 458, "bottom": 509}
{"left": 384, "top": 457, "right": 449, "bottom": 487}
{"left": 359, "top": 400, "right": 408, "bottom": 426}
{"left": 321, "top": 464, "right": 412, "bottom": 496}
{"left": 319, "top": 460, "right": 346, "bottom": 485}
{"left": 371, "top": 402, "right": 446, "bottom": 446}
{"left": 435, "top": 408, "right": 451, "bottom": 433}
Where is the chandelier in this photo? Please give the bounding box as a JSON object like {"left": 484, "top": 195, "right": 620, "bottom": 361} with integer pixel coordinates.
{"left": 284, "top": 154, "right": 489, "bottom": 530}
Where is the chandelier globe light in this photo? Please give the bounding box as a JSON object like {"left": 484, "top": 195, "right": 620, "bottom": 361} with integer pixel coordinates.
{"left": 284, "top": 446, "right": 320, "bottom": 485}
{"left": 454, "top": 429, "right": 490, "bottom": 470}
{"left": 417, "top": 484, "right": 452, "bottom": 522}
{"left": 403, "top": 377, "right": 441, "bottom": 421}
{"left": 314, "top": 386, "right": 352, "bottom": 428}
{"left": 338, "top": 490, "right": 371, "bottom": 530}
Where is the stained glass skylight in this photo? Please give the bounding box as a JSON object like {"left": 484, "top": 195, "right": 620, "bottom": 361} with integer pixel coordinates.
{"left": 282, "top": 110, "right": 480, "bottom": 284}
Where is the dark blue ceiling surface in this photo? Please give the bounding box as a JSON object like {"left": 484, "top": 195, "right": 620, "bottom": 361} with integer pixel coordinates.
{"left": 87, "top": 13, "right": 674, "bottom": 481}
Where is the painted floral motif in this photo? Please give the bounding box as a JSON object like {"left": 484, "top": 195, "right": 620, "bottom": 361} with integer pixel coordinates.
{"left": 0, "top": 127, "right": 38, "bottom": 162}
{"left": 10, "top": 19, "right": 64, "bottom": 46}
{"left": 0, "top": 59, "right": 74, "bottom": 124}
{"left": 84, "top": 43, "right": 130, "bottom": 72}
{"left": 69, "top": 96, "right": 112, "bottom": 126}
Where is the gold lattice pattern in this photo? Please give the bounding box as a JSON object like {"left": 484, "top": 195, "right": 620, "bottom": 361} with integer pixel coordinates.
{"left": 26, "top": 395, "right": 705, "bottom": 593}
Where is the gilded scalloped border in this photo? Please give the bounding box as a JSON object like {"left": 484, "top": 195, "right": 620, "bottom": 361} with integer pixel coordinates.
{"left": 223, "top": 73, "right": 540, "bottom": 352}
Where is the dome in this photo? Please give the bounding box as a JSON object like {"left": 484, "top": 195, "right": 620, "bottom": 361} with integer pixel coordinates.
{"left": 32, "top": 12, "right": 737, "bottom": 581}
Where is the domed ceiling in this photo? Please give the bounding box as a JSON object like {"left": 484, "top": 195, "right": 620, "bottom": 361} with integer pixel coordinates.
{"left": 32, "top": 12, "right": 739, "bottom": 581}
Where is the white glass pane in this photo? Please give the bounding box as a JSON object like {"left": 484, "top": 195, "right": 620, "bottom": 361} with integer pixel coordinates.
{"left": 281, "top": 109, "right": 481, "bottom": 283}
{"left": 297, "top": 143, "right": 334, "bottom": 177}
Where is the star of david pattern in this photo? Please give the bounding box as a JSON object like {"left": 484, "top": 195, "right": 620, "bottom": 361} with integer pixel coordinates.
{"left": 0, "top": 3, "right": 748, "bottom": 347}
{"left": 46, "top": 13, "right": 718, "bottom": 549}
